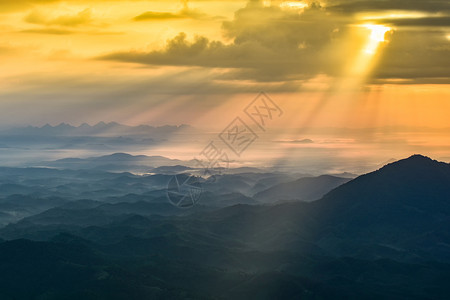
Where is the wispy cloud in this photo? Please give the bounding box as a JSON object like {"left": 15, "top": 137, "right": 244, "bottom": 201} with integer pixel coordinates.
{"left": 133, "top": 0, "right": 212, "bottom": 21}
{"left": 24, "top": 8, "right": 94, "bottom": 27}
{"left": 20, "top": 28, "right": 75, "bottom": 35}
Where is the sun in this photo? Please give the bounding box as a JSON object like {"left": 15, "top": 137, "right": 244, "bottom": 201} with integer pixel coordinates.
{"left": 364, "top": 24, "right": 392, "bottom": 42}
{"left": 362, "top": 24, "right": 392, "bottom": 54}
{"left": 280, "top": 1, "right": 308, "bottom": 10}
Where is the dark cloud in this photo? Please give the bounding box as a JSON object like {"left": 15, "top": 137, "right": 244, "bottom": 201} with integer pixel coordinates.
{"left": 104, "top": 2, "right": 345, "bottom": 81}
{"left": 375, "top": 29, "right": 450, "bottom": 81}
{"left": 325, "top": 0, "right": 450, "bottom": 13}
{"left": 373, "top": 16, "right": 450, "bottom": 27}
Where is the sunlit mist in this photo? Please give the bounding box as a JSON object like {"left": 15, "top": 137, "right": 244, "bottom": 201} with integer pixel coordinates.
{"left": 0, "top": 0, "right": 448, "bottom": 169}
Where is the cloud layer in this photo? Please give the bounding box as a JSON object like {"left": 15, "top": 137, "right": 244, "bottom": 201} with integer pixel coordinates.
{"left": 104, "top": 2, "right": 345, "bottom": 82}
{"left": 101, "top": 0, "right": 450, "bottom": 84}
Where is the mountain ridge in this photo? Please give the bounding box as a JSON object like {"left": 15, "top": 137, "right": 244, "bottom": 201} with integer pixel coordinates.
{"left": 0, "top": 122, "right": 193, "bottom": 137}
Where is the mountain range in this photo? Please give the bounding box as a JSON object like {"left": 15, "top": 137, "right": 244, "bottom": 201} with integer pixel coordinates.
{"left": 1, "top": 122, "right": 192, "bottom": 137}
{"left": 38, "top": 152, "right": 191, "bottom": 172}
{"left": 0, "top": 123, "right": 195, "bottom": 163}
{"left": 0, "top": 155, "right": 449, "bottom": 299}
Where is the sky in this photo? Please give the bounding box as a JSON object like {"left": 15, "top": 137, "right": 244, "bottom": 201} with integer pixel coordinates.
{"left": 0, "top": 0, "right": 450, "bottom": 167}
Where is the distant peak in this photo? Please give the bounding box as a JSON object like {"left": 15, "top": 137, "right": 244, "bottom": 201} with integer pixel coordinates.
{"left": 394, "top": 154, "right": 434, "bottom": 166}
{"left": 407, "top": 154, "right": 432, "bottom": 161}
{"left": 379, "top": 154, "right": 445, "bottom": 174}
{"left": 110, "top": 152, "right": 132, "bottom": 157}
{"left": 56, "top": 123, "right": 73, "bottom": 128}
{"left": 385, "top": 154, "right": 433, "bottom": 166}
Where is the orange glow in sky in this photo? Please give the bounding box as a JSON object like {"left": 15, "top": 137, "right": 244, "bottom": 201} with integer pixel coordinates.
{"left": 0, "top": 0, "right": 449, "bottom": 163}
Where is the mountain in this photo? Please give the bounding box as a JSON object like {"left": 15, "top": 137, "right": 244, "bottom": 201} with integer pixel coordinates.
{"left": 1, "top": 155, "right": 450, "bottom": 299}
{"left": 40, "top": 153, "right": 191, "bottom": 171}
{"left": 254, "top": 175, "right": 350, "bottom": 203}
{"left": 192, "top": 155, "right": 450, "bottom": 261}
{"left": 0, "top": 162, "right": 302, "bottom": 227}
{"left": 310, "top": 154, "right": 450, "bottom": 260}
{"left": 0, "top": 123, "right": 196, "bottom": 164}
{"left": 320, "top": 154, "right": 450, "bottom": 207}
{"left": 4, "top": 155, "right": 450, "bottom": 255}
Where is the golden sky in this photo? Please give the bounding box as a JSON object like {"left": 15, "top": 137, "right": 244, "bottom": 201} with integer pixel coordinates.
{"left": 0, "top": 0, "right": 449, "bottom": 133}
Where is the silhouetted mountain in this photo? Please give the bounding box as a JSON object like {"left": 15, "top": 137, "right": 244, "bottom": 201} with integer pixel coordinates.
{"left": 310, "top": 154, "right": 450, "bottom": 260}
{"left": 150, "top": 165, "right": 194, "bottom": 174}
{"left": 40, "top": 153, "right": 191, "bottom": 171}
{"left": 321, "top": 154, "right": 450, "bottom": 207}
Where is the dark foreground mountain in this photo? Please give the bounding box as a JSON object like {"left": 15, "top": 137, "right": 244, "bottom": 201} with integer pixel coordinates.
{"left": 0, "top": 155, "right": 449, "bottom": 299}
{"left": 312, "top": 154, "right": 450, "bottom": 260}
